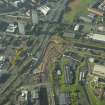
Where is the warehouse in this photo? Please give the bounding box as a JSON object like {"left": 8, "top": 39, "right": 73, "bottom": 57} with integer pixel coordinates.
{"left": 79, "top": 16, "right": 93, "bottom": 23}
{"left": 37, "top": 5, "right": 50, "bottom": 16}
{"left": 63, "top": 32, "right": 75, "bottom": 38}
{"left": 87, "top": 33, "right": 105, "bottom": 42}
{"left": 92, "top": 64, "right": 105, "bottom": 78}
{"left": 64, "top": 65, "right": 74, "bottom": 84}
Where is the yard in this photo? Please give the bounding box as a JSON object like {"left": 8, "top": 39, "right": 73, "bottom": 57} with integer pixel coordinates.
{"left": 64, "top": 0, "right": 95, "bottom": 23}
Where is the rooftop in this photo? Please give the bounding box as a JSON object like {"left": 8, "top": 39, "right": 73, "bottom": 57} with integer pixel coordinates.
{"left": 93, "top": 64, "right": 105, "bottom": 77}
{"left": 87, "top": 33, "right": 105, "bottom": 42}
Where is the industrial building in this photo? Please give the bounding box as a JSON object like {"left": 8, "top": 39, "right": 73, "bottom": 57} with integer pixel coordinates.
{"left": 18, "top": 22, "right": 25, "bottom": 34}
{"left": 87, "top": 33, "right": 105, "bottom": 42}
{"left": 64, "top": 65, "right": 74, "bottom": 84}
{"left": 59, "top": 93, "right": 67, "bottom": 105}
{"left": 92, "top": 64, "right": 105, "bottom": 78}
{"left": 16, "top": 88, "right": 40, "bottom": 105}
{"left": 63, "top": 32, "right": 75, "bottom": 38}
{"left": 6, "top": 23, "right": 17, "bottom": 33}
{"left": 0, "top": 70, "right": 9, "bottom": 83}
{"left": 37, "top": 5, "right": 50, "bottom": 16}
{"left": 17, "top": 89, "right": 29, "bottom": 105}
{"left": 74, "top": 24, "right": 80, "bottom": 31}
{"left": 79, "top": 16, "right": 93, "bottom": 23}
{"left": 31, "top": 9, "right": 38, "bottom": 25}
{"left": 58, "top": 92, "right": 70, "bottom": 105}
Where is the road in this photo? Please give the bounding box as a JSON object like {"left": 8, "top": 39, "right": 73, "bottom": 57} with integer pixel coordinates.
{"left": 0, "top": 0, "right": 68, "bottom": 24}
{"left": 0, "top": 35, "right": 50, "bottom": 104}
{"left": 0, "top": 21, "right": 54, "bottom": 105}
{"left": 0, "top": 0, "right": 69, "bottom": 104}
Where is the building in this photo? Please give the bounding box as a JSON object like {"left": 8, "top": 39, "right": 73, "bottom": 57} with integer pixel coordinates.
{"left": 92, "top": 64, "right": 105, "bottom": 78}
{"left": 12, "top": 0, "right": 25, "bottom": 8}
{"left": 31, "top": 89, "right": 39, "bottom": 100}
{"left": 64, "top": 65, "right": 74, "bottom": 84}
{"left": 74, "top": 24, "right": 80, "bottom": 31}
{"left": 63, "top": 32, "right": 75, "bottom": 38}
{"left": 31, "top": 9, "right": 38, "bottom": 25}
{"left": 88, "top": 0, "right": 105, "bottom": 16}
{"left": 57, "top": 69, "right": 61, "bottom": 76}
{"left": 0, "top": 56, "right": 6, "bottom": 69}
{"left": 37, "top": 5, "right": 50, "bottom": 16}
{"left": 59, "top": 93, "right": 66, "bottom": 105}
{"left": 18, "top": 22, "right": 25, "bottom": 35}
{"left": 79, "top": 16, "right": 93, "bottom": 23}
{"left": 0, "top": 70, "right": 9, "bottom": 83}
{"left": 0, "top": 56, "right": 5, "bottom": 62}
{"left": 97, "top": 26, "right": 105, "bottom": 32}
{"left": 17, "top": 89, "right": 29, "bottom": 105}
{"left": 6, "top": 23, "right": 17, "bottom": 33}
{"left": 87, "top": 33, "right": 105, "bottom": 42}
{"left": 58, "top": 92, "right": 70, "bottom": 105}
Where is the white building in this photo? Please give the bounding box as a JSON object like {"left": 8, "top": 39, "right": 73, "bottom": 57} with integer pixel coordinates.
{"left": 74, "top": 24, "right": 80, "bottom": 31}
{"left": 6, "top": 23, "right": 17, "bottom": 33}
{"left": 38, "top": 5, "right": 50, "bottom": 16}
{"left": 32, "top": 10, "right": 38, "bottom": 25}
{"left": 21, "top": 90, "right": 28, "bottom": 101}
{"left": 92, "top": 64, "right": 105, "bottom": 78}
{"left": 87, "top": 33, "right": 105, "bottom": 42}
{"left": 18, "top": 22, "right": 25, "bottom": 34}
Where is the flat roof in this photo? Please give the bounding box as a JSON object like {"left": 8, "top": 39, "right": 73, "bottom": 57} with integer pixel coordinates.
{"left": 93, "top": 64, "right": 105, "bottom": 77}
{"left": 88, "top": 33, "right": 105, "bottom": 42}
{"left": 59, "top": 93, "right": 66, "bottom": 105}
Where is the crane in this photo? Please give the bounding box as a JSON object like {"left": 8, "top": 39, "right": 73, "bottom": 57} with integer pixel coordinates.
{"left": 11, "top": 48, "right": 26, "bottom": 66}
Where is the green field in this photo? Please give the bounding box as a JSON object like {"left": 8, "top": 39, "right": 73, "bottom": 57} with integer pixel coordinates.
{"left": 64, "top": 0, "right": 95, "bottom": 23}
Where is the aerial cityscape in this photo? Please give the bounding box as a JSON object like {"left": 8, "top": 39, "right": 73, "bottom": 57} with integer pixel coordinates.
{"left": 0, "top": 0, "right": 105, "bottom": 105}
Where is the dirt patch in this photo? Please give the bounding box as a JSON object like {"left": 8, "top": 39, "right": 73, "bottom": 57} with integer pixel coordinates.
{"left": 69, "top": 0, "right": 80, "bottom": 9}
